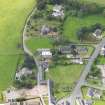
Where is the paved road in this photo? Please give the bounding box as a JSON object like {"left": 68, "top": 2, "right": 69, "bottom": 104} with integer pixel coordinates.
{"left": 57, "top": 38, "right": 105, "bottom": 105}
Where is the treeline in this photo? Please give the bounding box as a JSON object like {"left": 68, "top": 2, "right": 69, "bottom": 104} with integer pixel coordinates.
{"left": 36, "top": 0, "right": 105, "bottom": 17}
{"left": 56, "top": 0, "right": 105, "bottom": 17}
{"left": 77, "top": 23, "right": 105, "bottom": 41}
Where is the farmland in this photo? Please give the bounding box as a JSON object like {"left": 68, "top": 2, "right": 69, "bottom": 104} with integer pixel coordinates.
{"left": 0, "top": 0, "right": 35, "bottom": 92}
{"left": 82, "top": 0, "right": 105, "bottom": 5}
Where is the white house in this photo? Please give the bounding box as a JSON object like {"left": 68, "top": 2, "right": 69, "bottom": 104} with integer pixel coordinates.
{"left": 41, "top": 25, "right": 50, "bottom": 35}
{"left": 93, "top": 29, "right": 102, "bottom": 39}
{"left": 15, "top": 67, "right": 32, "bottom": 80}
{"left": 37, "top": 48, "right": 52, "bottom": 58}
{"left": 52, "top": 5, "right": 64, "bottom": 17}
{"left": 100, "top": 46, "right": 105, "bottom": 56}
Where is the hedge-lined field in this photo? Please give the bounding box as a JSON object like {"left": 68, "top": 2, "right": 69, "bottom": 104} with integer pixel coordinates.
{"left": 0, "top": 0, "right": 35, "bottom": 92}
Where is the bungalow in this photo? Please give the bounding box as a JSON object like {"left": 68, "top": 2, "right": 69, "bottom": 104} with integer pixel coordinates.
{"left": 41, "top": 61, "right": 49, "bottom": 71}
{"left": 41, "top": 25, "right": 50, "bottom": 35}
{"left": 59, "top": 46, "right": 72, "bottom": 54}
{"left": 87, "top": 88, "right": 102, "bottom": 99}
{"left": 52, "top": 5, "right": 64, "bottom": 18}
{"left": 15, "top": 67, "right": 32, "bottom": 80}
{"left": 93, "top": 29, "right": 102, "bottom": 39}
{"left": 37, "top": 48, "right": 52, "bottom": 58}
{"left": 100, "top": 45, "right": 105, "bottom": 56}
{"left": 97, "top": 65, "right": 105, "bottom": 85}
{"left": 41, "top": 25, "right": 58, "bottom": 36}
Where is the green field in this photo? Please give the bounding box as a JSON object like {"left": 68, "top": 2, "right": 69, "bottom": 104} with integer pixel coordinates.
{"left": 63, "top": 15, "right": 105, "bottom": 42}
{"left": 46, "top": 64, "right": 84, "bottom": 99}
{"left": 93, "top": 101, "right": 105, "bottom": 105}
{"left": 46, "top": 65, "right": 84, "bottom": 85}
{"left": 82, "top": 0, "right": 105, "bottom": 5}
{"left": 96, "top": 56, "right": 105, "bottom": 65}
{"left": 0, "top": 55, "right": 19, "bottom": 92}
{"left": 0, "top": 0, "right": 35, "bottom": 92}
{"left": 26, "top": 37, "right": 53, "bottom": 53}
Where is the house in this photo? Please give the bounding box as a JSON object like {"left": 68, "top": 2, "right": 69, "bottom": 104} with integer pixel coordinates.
{"left": 41, "top": 61, "right": 49, "bottom": 71}
{"left": 97, "top": 65, "right": 105, "bottom": 85}
{"left": 41, "top": 25, "right": 58, "bottom": 36}
{"left": 93, "top": 29, "right": 102, "bottom": 39}
{"left": 87, "top": 88, "right": 102, "bottom": 99}
{"left": 41, "top": 25, "right": 50, "bottom": 35}
{"left": 52, "top": 5, "right": 64, "bottom": 18}
{"left": 100, "top": 45, "right": 105, "bottom": 56}
{"left": 37, "top": 48, "right": 52, "bottom": 58}
{"left": 59, "top": 46, "right": 72, "bottom": 54}
{"left": 15, "top": 67, "right": 32, "bottom": 80}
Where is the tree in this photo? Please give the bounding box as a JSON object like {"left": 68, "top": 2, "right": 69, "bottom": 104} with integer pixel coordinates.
{"left": 103, "top": 9, "right": 105, "bottom": 17}
{"left": 91, "top": 23, "right": 102, "bottom": 31}
{"left": 36, "top": 0, "right": 46, "bottom": 10}
{"left": 22, "top": 54, "right": 35, "bottom": 69}
{"left": 77, "top": 27, "right": 89, "bottom": 41}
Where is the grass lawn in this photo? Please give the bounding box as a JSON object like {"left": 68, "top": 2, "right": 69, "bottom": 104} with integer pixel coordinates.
{"left": 46, "top": 65, "right": 84, "bottom": 85}
{"left": 46, "top": 64, "right": 84, "bottom": 99}
{"left": 93, "top": 101, "right": 105, "bottom": 105}
{"left": 0, "top": 0, "right": 35, "bottom": 92}
{"left": 81, "top": 86, "right": 91, "bottom": 100}
{"left": 0, "top": 55, "right": 20, "bottom": 92}
{"left": 96, "top": 56, "right": 105, "bottom": 65}
{"left": 26, "top": 37, "right": 53, "bottom": 53}
{"left": 63, "top": 15, "right": 105, "bottom": 43}
{"left": 0, "top": 0, "right": 35, "bottom": 53}
{"left": 79, "top": 46, "right": 94, "bottom": 58}
{"left": 81, "top": 0, "right": 105, "bottom": 5}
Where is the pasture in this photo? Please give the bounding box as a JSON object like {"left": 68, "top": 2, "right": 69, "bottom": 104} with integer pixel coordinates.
{"left": 0, "top": 0, "right": 35, "bottom": 92}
